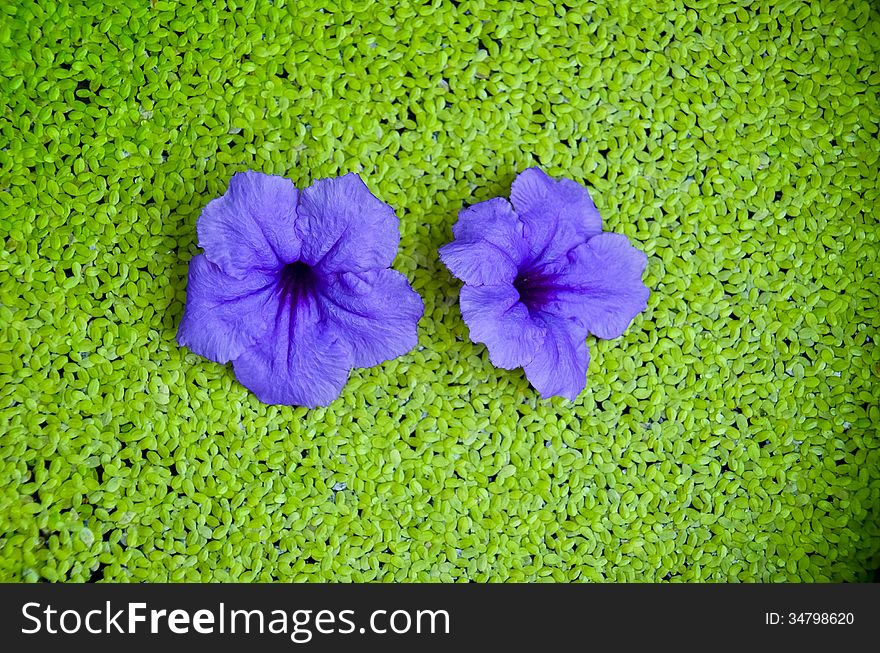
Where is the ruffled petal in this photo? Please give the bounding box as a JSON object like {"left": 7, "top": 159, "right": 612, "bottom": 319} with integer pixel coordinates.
{"left": 197, "top": 171, "right": 301, "bottom": 278}
{"left": 176, "top": 254, "right": 278, "bottom": 364}
{"left": 439, "top": 239, "right": 519, "bottom": 286}
{"left": 451, "top": 198, "right": 528, "bottom": 253}
{"left": 554, "top": 232, "right": 650, "bottom": 340}
{"left": 510, "top": 167, "right": 602, "bottom": 261}
{"left": 522, "top": 317, "right": 590, "bottom": 401}
{"left": 439, "top": 198, "right": 529, "bottom": 285}
{"left": 297, "top": 173, "right": 399, "bottom": 275}
{"left": 232, "top": 294, "right": 351, "bottom": 407}
{"left": 459, "top": 284, "right": 545, "bottom": 370}
{"left": 318, "top": 269, "right": 423, "bottom": 368}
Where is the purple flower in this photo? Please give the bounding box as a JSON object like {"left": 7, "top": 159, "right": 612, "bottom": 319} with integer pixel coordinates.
{"left": 177, "top": 171, "right": 423, "bottom": 407}
{"left": 439, "top": 168, "right": 649, "bottom": 400}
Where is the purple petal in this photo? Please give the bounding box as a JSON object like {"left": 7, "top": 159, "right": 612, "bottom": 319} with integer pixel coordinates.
{"left": 319, "top": 269, "right": 423, "bottom": 368}
{"left": 522, "top": 318, "right": 590, "bottom": 401}
{"left": 439, "top": 198, "right": 527, "bottom": 285}
{"left": 232, "top": 294, "right": 351, "bottom": 407}
{"left": 559, "top": 232, "right": 650, "bottom": 339}
{"left": 510, "top": 167, "right": 602, "bottom": 261}
{"left": 439, "top": 240, "right": 519, "bottom": 286}
{"left": 451, "top": 198, "right": 527, "bottom": 254}
{"left": 197, "top": 171, "right": 301, "bottom": 278}
{"left": 459, "top": 285, "right": 545, "bottom": 370}
{"left": 297, "top": 173, "right": 399, "bottom": 275}
{"left": 176, "top": 254, "right": 277, "bottom": 363}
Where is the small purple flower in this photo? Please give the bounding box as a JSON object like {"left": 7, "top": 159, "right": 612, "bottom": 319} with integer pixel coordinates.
{"left": 439, "top": 168, "right": 649, "bottom": 400}
{"left": 177, "top": 171, "right": 423, "bottom": 407}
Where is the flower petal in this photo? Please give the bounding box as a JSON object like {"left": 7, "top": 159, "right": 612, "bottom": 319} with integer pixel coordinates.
{"left": 176, "top": 254, "right": 278, "bottom": 364}
{"left": 451, "top": 198, "right": 526, "bottom": 250}
{"left": 232, "top": 295, "right": 351, "bottom": 407}
{"left": 459, "top": 284, "right": 545, "bottom": 370}
{"left": 522, "top": 317, "right": 590, "bottom": 401}
{"left": 197, "top": 171, "right": 301, "bottom": 278}
{"left": 297, "top": 173, "right": 399, "bottom": 274}
{"left": 319, "top": 269, "right": 423, "bottom": 368}
{"left": 510, "top": 167, "right": 602, "bottom": 260}
{"left": 439, "top": 240, "right": 519, "bottom": 286}
{"left": 439, "top": 198, "right": 528, "bottom": 285}
{"left": 440, "top": 197, "right": 528, "bottom": 286}
{"left": 557, "top": 232, "right": 650, "bottom": 340}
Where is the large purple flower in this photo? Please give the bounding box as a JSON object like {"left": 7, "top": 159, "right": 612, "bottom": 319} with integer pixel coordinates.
{"left": 177, "top": 171, "right": 423, "bottom": 407}
{"left": 439, "top": 168, "right": 649, "bottom": 400}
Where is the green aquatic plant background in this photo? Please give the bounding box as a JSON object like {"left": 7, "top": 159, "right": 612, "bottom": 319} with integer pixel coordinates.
{"left": 1, "top": 0, "right": 879, "bottom": 582}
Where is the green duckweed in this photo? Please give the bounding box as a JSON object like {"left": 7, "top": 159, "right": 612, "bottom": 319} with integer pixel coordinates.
{"left": 0, "top": 0, "right": 878, "bottom": 582}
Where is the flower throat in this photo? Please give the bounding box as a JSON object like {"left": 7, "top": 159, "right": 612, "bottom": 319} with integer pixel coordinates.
{"left": 278, "top": 261, "right": 316, "bottom": 306}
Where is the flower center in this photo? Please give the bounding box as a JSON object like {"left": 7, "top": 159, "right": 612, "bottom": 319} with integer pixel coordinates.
{"left": 513, "top": 266, "right": 557, "bottom": 313}
{"left": 278, "top": 261, "right": 317, "bottom": 307}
